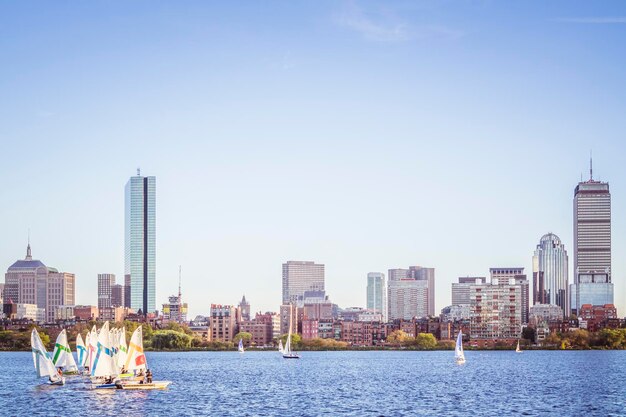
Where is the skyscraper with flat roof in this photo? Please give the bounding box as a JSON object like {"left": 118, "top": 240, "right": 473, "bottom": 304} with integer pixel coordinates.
{"left": 97, "top": 273, "right": 115, "bottom": 309}
{"left": 571, "top": 162, "right": 612, "bottom": 315}
{"left": 282, "top": 261, "right": 325, "bottom": 306}
{"left": 125, "top": 171, "right": 156, "bottom": 315}
{"left": 366, "top": 272, "right": 387, "bottom": 322}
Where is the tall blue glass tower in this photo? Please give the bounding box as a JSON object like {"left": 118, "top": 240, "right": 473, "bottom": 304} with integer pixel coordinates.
{"left": 125, "top": 171, "right": 156, "bottom": 315}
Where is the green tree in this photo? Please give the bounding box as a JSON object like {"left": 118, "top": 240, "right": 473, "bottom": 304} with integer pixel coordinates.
{"left": 151, "top": 330, "right": 193, "bottom": 350}
{"left": 521, "top": 327, "right": 536, "bottom": 344}
{"left": 280, "top": 333, "right": 302, "bottom": 349}
{"left": 413, "top": 333, "right": 437, "bottom": 349}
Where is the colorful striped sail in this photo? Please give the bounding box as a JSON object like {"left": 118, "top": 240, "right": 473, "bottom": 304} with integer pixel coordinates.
{"left": 76, "top": 333, "right": 88, "bottom": 368}
{"left": 52, "top": 330, "right": 78, "bottom": 372}
{"left": 91, "top": 321, "right": 116, "bottom": 378}
{"left": 124, "top": 326, "right": 147, "bottom": 372}
{"left": 31, "top": 329, "right": 61, "bottom": 382}
{"left": 117, "top": 327, "right": 128, "bottom": 372}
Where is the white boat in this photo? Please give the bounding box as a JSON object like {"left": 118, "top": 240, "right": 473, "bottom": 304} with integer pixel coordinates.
{"left": 118, "top": 325, "right": 172, "bottom": 390}
{"left": 238, "top": 338, "right": 245, "bottom": 353}
{"left": 31, "top": 329, "right": 65, "bottom": 385}
{"left": 278, "top": 339, "right": 284, "bottom": 354}
{"left": 90, "top": 321, "right": 119, "bottom": 389}
{"left": 455, "top": 330, "right": 466, "bottom": 364}
{"left": 283, "top": 304, "right": 300, "bottom": 359}
{"left": 52, "top": 329, "right": 79, "bottom": 375}
{"left": 515, "top": 340, "right": 523, "bottom": 353}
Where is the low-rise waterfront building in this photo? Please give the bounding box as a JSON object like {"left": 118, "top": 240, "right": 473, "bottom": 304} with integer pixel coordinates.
{"left": 210, "top": 304, "right": 239, "bottom": 342}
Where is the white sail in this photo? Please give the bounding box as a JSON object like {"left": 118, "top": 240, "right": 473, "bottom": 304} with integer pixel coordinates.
{"left": 117, "top": 327, "right": 128, "bottom": 372}
{"left": 455, "top": 330, "right": 465, "bottom": 363}
{"left": 278, "top": 339, "right": 284, "bottom": 354}
{"left": 31, "top": 329, "right": 61, "bottom": 382}
{"left": 125, "top": 326, "right": 147, "bottom": 372}
{"left": 52, "top": 330, "right": 78, "bottom": 372}
{"left": 76, "top": 333, "right": 88, "bottom": 368}
{"left": 88, "top": 326, "right": 98, "bottom": 371}
{"left": 91, "top": 321, "right": 116, "bottom": 377}
{"left": 516, "top": 340, "right": 521, "bottom": 352}
{"left": 238, "top": 338, "right": 245, "bottom": 353}
{"left": 284, "top": 304, "right": 293, "bottom": 355}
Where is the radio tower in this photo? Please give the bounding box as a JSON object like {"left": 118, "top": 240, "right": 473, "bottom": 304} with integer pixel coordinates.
{"left": 178, "top": 265, "right": 182, "bottom": 323}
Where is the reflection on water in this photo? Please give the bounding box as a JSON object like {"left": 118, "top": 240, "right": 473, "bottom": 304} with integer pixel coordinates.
{"left": 2, "top": 350, "right": 625, "bottom": 416}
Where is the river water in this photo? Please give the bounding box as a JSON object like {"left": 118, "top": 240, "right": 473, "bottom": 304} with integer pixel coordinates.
{"left": 1, "top": 350, "right": 624, "bottom": 416}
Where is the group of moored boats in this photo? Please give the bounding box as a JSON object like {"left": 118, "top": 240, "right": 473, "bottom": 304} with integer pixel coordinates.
{"left": 31, "top": 322, "right": 171, "bottom": 390}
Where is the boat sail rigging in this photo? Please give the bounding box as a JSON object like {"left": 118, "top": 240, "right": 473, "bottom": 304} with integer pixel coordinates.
{"left": 455, "top": 330, "right": 466, "bottom": 364}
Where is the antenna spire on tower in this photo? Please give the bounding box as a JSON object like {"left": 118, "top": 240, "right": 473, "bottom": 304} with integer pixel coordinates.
{"left": 178, "top": 265, "right": 182, "bottom": 323}
{"left": 26, "top": 229, "right": 32, "bottom": 260}
{"left": 590, "top": 150, "right": 593, "bottom": 181}
{"left": 137, "top": 167, "right": 141, "bottom": 176}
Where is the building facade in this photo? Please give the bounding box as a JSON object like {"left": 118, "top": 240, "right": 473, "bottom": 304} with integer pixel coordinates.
{"left": 4, "top": 244, "right": 75, "bottom": 322}
{"left": 366, "top": 272, "right": 387, "bottom": 322}
{"left": 210, "top": 304, "right": 239, "bottom": 342}
{"left": 239, "top": 295, "right": 250, "bottom": 321}
{"left": 490, "top": 268, "right": 529, "bottom": 324}
{"left": 162, "top": 295, "right": 188, "bottom": 323}
{"left": 387, "top": 279, "right": 429, "bottom": 320}
{"left": 125, "top": 172, "right": 156, "bottom": 315}
{"left": 532, "top": 233, "right": 569, "bottom": 316}
{"left": 97, "top": 273, "right": 115, "bottom": 309}
{"left": 470, "top": 283, "right": 522, "bottom": 340}
{"left": 572, "top": 170, "right": 612, "bottom": 315}
{"left": 111, "top": 284, "right": 125, "bottom": 307}
{"left": 282, "top": 261, "right": 325, "bottom": 306}
{"left": 451, "top": 277, "right": 486, "bottom": 305}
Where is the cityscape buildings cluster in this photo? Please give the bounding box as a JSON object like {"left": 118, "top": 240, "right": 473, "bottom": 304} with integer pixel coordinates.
{"left": 0, "top": 161, "right": 621, "bottom": 347}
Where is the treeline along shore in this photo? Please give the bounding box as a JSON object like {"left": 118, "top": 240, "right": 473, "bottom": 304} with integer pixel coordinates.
{"left": 3, "top": 321, "right": 626, "bottom": 352}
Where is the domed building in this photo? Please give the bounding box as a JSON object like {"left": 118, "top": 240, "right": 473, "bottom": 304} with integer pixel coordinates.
{"left": 532, "top": 233, "right": 568, "bottom": 316}
{"left": 3, "top": 243, "right": 75, "bottom": 322}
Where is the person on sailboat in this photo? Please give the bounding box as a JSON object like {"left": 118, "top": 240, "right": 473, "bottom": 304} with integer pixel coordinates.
{"left": 146, "top": 369, "right": 153, "bottom": 384}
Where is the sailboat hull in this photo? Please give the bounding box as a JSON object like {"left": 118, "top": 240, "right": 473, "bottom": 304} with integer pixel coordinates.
{"left": 117, "top": 381, "right": 172, "bottom": 390}
{"left": 282, "top": 354, "right": 300, "bottom": 359}
{"left": 455, "top": 358, "right": 466, "bottom": 365}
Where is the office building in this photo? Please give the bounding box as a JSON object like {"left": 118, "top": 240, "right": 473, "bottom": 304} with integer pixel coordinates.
{"left": 532, "top": 233, "right": 569, "bottom": 316}
{"left": 451, "top": 277, "right": 486, "bottom": 305}
{"left": 124, "top": 274, "right": 131, "bottom": 310}
{"left": 111, "top": 284, "right": 125, "bottom": 307}
{"left": 282, "top": 261, "right": 324, "bottom": 306}
{"left": 125, "top": 171, "right": 156, "bottom": 315}
{"left": 387, "top": 279, "right": 429, "bottom": 320}
{"left": 529, "top": 304, "right": 564, "bottom": 323}
{"left": 97, "top": 273, "right": 116, "bottom": 309}
{"left": 387, "top": 266, "right": 435, "bottom": 318}
{"left": 4, "top": 244, "right": 75, "bottom": 322}
{"left": 162, "top": 295, "right": 188, "bottom": 323}
{"left": 366, "top": 272, "right": 387, "bottom": 322}
{"left": 571, "top": 163, "right": 612, "bottom": 314}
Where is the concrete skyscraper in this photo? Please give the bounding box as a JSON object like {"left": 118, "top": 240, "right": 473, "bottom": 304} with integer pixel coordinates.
{"left": 97, "top": 273, "right": 116, "bottom": 309}
{"left": 571, "top": 160, "right": 612, "bottom": 315}
{"left": 387, "top": 266, "right": 435, "bottom": 317}
{"left": 532, "top": 233, "right": 569, "bottom": 316}
{"left": 125, "top": 170, "right": 156, "bottom": 315}
{"left": 366, "top": 272, "right": 387, "bottom": 322}
{"left": 282, "top": 261, "right": 325, "bottom": 305}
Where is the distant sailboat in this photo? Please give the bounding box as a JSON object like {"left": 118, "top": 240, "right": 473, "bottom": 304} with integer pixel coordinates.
{"left": 31, "top": 329, "right": 65, "bottom": 385}
{"left": 52, "top": 329, "right": 79, "bottom": 374}
{"left": 278, "top": 339, "right": 284, "bottom": 354}
{"left": 455, "top": 330, "right": 466, "bottom": 364}
{"left": 283, "top": 304, "right": 300, "bottom": 359}
{"left": 515, "top": 339, "right": 523, "bottom": 353}
{"left": 238, "top": 338, "right": 245, "bottom": 353}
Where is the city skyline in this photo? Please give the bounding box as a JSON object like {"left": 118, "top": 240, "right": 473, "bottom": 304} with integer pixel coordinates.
{"left": 1, "top": 2, "right": 625, "bottom": 317}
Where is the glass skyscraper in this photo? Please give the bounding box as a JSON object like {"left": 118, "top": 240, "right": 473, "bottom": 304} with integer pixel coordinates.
{"left": 571, "top": 164, "right": 612, "bottom": 315}
{"left": 532, "top": 233, "right": 569, "bottom": 316}
{"left": 366, "top": 272, "right": 387, "bottom": 322}
{"left": 125, "top": 172, "right": 156, "bottom": 315}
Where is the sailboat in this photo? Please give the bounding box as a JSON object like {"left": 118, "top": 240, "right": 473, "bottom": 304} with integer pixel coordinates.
{"left": 455, "top": 330, "right": 466, "bottom": 364}
{"left": 117, "top": 327, "right": 131, "bottom": 377}
{"left": 76, "top": 333, "right": 88, "bottom": 371}
{"left": 118, "top": 326, "right": 172, "bottom": 390}
{"left": 515, "top": 339, "right": 523, "bottom": 353}
{"left": 52, "top": 329, "right": 79, "bottom": 375}
{"left": 278, "top": 339, "right": 284, "bottom": 354}
{"left": 87, "top": 325, "right": 97, "bottom": 375}
{"left": 31, "top": 329, "right": 65, "bottom": 385}
{"left": 91, "top": 321, "right": 119, "bottom": 389}
{"left": 238, "top": 338, "right": 245, "bottom": 353}
{"left": 282, "top": 304, "right": 299, "bottom": 359}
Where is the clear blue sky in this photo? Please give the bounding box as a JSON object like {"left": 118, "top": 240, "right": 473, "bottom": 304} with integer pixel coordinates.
{"left": 1, "top": 1, "right": 625, "bottom": 317}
